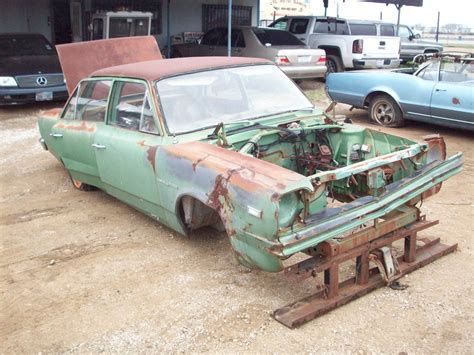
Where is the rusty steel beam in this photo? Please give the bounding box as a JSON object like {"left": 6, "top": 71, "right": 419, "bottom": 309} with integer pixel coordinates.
{"left": 273, "top": 219, "right": 457, "bottom": 328}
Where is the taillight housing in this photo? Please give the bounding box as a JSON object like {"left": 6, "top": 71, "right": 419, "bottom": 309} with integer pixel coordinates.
{"left": 317, "top": 55, "right": 326, "bottom": 64}
{"left": 275, "top": 56, "right": 290, "bottom": 65}
{"left": 352, "top": 39, "right": 363, "bottom": 54}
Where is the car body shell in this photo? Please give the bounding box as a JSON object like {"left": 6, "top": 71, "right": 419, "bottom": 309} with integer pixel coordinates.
{"left": 326, "top": 55, "right": 474, "bottom": 131}
{"left": 37, "top": 38, "right": 464, "bottom": 272}
{"left": 171, "top": 27, "right": 327, "bottom": 79}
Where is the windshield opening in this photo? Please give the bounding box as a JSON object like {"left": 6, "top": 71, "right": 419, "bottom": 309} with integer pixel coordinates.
{"left": 156, "top": 65, "right": 313, "bottom": 135}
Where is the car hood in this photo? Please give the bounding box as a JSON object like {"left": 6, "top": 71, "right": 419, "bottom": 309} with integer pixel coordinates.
{"left": 0, "top": 55, "right": 62, "bottom": 76}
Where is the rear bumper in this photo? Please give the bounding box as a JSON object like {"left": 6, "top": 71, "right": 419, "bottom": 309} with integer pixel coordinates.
{"left": 0, "top": 86, "right": 68, "bottom": 105}
{"left": 271, "top": 152, "right": 463, "bottom": 257}
{"left": 352, "top": 58, "right": 401, "bottom": 69}
{"left": 280, "top": 65, "right": 327, "bottom": 79}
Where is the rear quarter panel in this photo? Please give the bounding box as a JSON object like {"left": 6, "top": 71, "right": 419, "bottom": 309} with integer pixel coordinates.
{"left": 326, "top": 72, "right": 435, "bottom": 119}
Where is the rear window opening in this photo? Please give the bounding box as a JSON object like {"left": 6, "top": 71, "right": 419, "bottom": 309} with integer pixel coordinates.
{"left": 252, "top": 28, "right": 303, "bottom": 46}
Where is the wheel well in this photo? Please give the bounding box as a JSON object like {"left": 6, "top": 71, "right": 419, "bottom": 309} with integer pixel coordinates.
{"left": 178, "top": 195, "right": 224, "bottom": 233}
{"left": 318, "top": 46, "right": 342, "bottom": 59}
{"left": 364, "top": 91, "right": 404, "bottom": 117}
{"left": 364, "top": 91, "right": 392, "bottom": 107}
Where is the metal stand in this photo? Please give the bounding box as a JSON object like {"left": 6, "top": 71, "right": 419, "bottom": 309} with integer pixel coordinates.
{"left": 273, "top": 212, "right": 457, "bottom": 328}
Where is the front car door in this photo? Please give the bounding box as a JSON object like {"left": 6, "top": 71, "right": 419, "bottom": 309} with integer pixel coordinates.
{"left": 94, "top": 79, "right": 165, "bottom": 218}
{"left": 430, "top": 57, "right": 474, "bottom": 130}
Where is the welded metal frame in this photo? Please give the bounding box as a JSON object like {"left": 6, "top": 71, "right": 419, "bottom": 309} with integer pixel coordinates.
{"left": 273, "top": 209, "right": 457, "bottom": 328}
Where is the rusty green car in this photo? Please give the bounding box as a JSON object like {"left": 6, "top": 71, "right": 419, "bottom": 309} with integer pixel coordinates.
{"left": 37, "top": 38, "right": 463, "bottom": 273}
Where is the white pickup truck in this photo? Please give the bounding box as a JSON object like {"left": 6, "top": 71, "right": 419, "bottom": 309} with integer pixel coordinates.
{"left": 270, "top": 16, "right": 401, "bottom": 74}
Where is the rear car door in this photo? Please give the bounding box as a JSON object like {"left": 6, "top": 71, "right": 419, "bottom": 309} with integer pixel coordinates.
{"left": 49, "top": 79, "right": 112, "bottom": 186}
{"left": 94, "top": 79, "right": 164, "bottom": 213}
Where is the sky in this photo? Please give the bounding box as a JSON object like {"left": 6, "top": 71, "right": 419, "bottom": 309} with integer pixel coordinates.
{"left": 309, "top": 0, "right": 474, "bottom": 28}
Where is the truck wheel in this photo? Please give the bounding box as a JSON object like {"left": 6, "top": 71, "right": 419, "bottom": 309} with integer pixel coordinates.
{"left": 369, "top": 94, "right": 404, "bottom": 127}
{"left": 326, "top": 55, "right": 343, "bottom": 76}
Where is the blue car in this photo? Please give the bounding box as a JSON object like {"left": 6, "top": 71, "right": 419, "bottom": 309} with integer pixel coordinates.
{"left": 326, "top": 53, "right": 474, "bottom": 131}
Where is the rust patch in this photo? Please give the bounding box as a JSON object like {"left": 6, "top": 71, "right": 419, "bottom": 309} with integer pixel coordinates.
{"left": 39, "top": 108, "right": 62, "bottom": 119}
{"left": 192, "top": 154, "right": 210, "bottom": 172}
{"left": 452, "top": 97, "right": 460, "bottom": 105}
{"left": 65, "top": 121, "right": 95, "bottom": 132}
{"left": 163, "top": 142, "right": 305, "bottom": 193}
{"left": 146, "top": 146, "right": 158, "bottom": 172}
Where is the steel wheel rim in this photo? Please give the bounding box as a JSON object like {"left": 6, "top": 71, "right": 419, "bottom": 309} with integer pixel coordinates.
{"left": 373, "top": 101, "right": 395, "bottom": 125}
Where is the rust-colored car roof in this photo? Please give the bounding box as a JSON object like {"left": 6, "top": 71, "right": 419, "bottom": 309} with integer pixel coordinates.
{"left": 91, "top": 57, "right": 272, "bottom": 81}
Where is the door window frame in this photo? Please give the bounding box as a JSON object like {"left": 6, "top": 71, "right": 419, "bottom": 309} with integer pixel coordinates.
{"left": 60, "top": 78, "right": 114, "bottom": 122}
{"left": 106, "top": 78, "right": 162, "bottom": 136}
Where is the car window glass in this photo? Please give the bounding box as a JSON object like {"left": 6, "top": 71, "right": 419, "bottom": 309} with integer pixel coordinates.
{"left": 75, "top": 80, "right": 112, "bottom": 122}
{"left": 62, "top": 86, "right": 80, "bottom": 120}
{"left": 398, "top": 26, "right": 411, "bottom": 38}
{"left": 439, "top": 58, "right": 470, "bottom": 83}
{"left": 157, "top": 65, "right": 313, "bottom": 135}
{"left": 232, "top": 29, "right": 246, "bottom": 48}
{"left": 313, "top": 19, "right": 348, "bottom": 34}
{"left": 112, "top": 81, "right": 158, "bottom": 134}
{"left": 216, "top": 28, "right": 228, "bottom": 46}
{"left": 417, "top": 61, "right": 440, "bottom": 81}
{"left": 289, "top": 19, "right": 309, "bottom": 34}
{"left": 271, "top": 18, "right": 288, "bottom": 30}
{"left": 253, "top": 28, "right": 303, "bottom": 46}
{"left": 349, "top": 23, "right": 377, "bottom": 36}
{"left": 381, "top": 25, "right": 395, "bottom": 36}
{"left": 201, "top": 28, "right": 222, "bottom": 46}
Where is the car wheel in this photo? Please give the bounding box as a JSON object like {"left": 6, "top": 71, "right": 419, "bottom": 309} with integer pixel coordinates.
{"left": 369, "top": 94, "right": 404, "bottom": 128}
{"left": 68, "top": 172, "right": 95, "bottom": 191}
{"left": 326, "top": 55, "right": 343, "bottom": 76}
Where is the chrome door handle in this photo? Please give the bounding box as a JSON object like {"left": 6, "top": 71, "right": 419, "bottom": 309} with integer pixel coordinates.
{"left": 49, "top": 133, "right": 63, "bottom": 138}
{"left": 92, "top": 143, "right": 106, "bottom": 149}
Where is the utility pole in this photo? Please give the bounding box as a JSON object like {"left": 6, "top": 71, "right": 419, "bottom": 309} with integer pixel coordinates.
{"left": 435, "top": 11, "right": 440, "bottom": 42}
{"left": 228, "top": 0, "right": 232, "bottom": 57}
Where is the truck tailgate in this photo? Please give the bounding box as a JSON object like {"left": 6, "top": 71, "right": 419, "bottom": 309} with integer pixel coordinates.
{"left": 362, "top": 36, "right": 400, "bottom": 59}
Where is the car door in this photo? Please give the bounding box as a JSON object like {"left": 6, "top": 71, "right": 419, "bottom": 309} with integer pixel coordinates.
{"left": 49, "top": 79, "right": 112, "bottom": 186}
{"left": 94, "top": 79, "right": 164, "bottom": 216}
{"left": 430, "top": 58, "right": 474, "bottom": 127}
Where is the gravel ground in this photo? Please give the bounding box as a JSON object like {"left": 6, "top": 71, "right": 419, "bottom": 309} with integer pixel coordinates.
{"left": 1, "top": 85, "right": 473, "bottom": 353}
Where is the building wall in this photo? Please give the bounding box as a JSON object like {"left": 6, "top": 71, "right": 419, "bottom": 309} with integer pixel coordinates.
{"left": 261, "top": 0, "right": 311, "bottom": 23}
{"left": 159, "top": 0, "right": 258, "bottom": 46}
{"left": 0, "top": 0, "right": 52, "bottom": 41}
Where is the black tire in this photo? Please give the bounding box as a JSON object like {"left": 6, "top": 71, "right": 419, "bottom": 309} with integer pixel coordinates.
{"left": 325, "top": 55, "right": 343, "bottom": 77}
{"left": 369, "top": 94, "right": 404, "bottom": 128}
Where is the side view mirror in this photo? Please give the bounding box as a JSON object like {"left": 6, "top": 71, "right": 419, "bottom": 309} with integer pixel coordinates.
{"left": 409, "top": 34, "right": 415, "bottom": 41}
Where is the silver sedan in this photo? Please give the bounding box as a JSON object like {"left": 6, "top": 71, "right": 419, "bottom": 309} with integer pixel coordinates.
{"left": 171, "top": 27, "right": 327, "bottom": 79}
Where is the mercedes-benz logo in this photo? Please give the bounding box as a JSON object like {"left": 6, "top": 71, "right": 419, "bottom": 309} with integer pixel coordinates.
{"left": 36, "top": 76, "right": 48, "bottom": 86}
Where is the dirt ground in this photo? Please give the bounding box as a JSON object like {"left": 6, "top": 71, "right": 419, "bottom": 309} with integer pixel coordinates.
{"left": 1, "top": 84, "right": 473, "bottom": 353}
